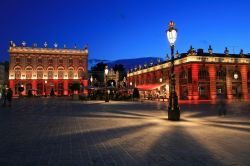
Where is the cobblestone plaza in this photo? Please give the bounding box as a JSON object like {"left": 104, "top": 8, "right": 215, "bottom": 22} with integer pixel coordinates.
{"left": 0, "top": 98, "right": 250, "bottom": 166}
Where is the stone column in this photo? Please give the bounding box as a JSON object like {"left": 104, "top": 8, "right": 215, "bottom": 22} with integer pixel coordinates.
{"left": 240, "top": 65, "right": 248, "bottom": 99}
{"left": 192, "top": 64, "right": 199, "bottom": 100}
{"left": 208, "top": 64, "right": 216, "bottom": 100}
{"left": 63, "top": 80, "right": 68, "bottom": 96}
{"left": 83, "top": 79, "right": 88, "bottom": 95}
{"left": 9, "top": 80, "right": 15, "bottom": 95}
{"left": 32, "top": 80, "right": 37, "bottom": 96}
{"left": 175, "top": 67, "right": 180, "bottom": 99}
{"left": 226, "top": 66, "right": 233, "bottom": 99}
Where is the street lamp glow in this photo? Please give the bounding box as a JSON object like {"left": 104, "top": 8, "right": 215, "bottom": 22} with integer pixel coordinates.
{"left": 90, "top": 75, "right": 93, "bottom": 83}
{"left": 166, "top": 21, "right": 177, "bottom": 46}
{"left": 234, "top": 73, "right": 238, "bottom": 80}
{"left": 90, "top": 75, "right": 93, "bottom": 86}
{"left": 105, "top": 68, "right": 108, "bottom": 76}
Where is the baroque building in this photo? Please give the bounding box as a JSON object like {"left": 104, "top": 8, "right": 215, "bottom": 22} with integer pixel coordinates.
{"left": 9, "top": 41, "right": 88, "bottom": 96}
{"left": 127, "top": 46, "right": 250, "bottom": 100}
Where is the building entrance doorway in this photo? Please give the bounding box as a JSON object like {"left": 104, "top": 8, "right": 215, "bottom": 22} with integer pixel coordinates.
{"left": 198, "top": 83, "right": 210, "bottom": 99}
{"left": 37, "top": 83, "right": 43, "bottom": 96}
{"left": 58, "top": 83, "right": 64, "bottom": 96}
{"left": 180, "top": 85, "right": 188, "bottom": 100}
{"left": 232, "top": 83, "right": 242, "bottom": 98}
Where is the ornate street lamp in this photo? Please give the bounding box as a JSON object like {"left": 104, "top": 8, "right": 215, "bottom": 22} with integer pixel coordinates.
{"left": 104, "top": 66, "right": 109, "bottom": 102}
{"left": 166, "top": 21, "right": 180, "bottom": 120}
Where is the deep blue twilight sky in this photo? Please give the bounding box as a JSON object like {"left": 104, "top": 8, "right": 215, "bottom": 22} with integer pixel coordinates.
{"left": 0, "top": 0, "right": 250, "bottom": 62}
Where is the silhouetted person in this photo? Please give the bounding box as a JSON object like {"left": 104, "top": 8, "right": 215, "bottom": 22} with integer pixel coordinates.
{"left": 7, "top": 88, "right": 13, "bottom": 107}
{"left": 50, "top": 88, "right": 55, "bottom": 96}
{"left": 1, "top": 88, "right": 7, "bottom": 107}
{"left": 218, "top": 94, "right": 226, "bottom": 116}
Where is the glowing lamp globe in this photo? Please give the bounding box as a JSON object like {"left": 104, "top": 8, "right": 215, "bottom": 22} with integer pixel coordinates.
{"left": 166, "top": 21, "right": 177, "bottom": 46}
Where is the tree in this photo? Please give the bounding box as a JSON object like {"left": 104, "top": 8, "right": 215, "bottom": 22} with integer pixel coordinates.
{"left": 71, "top": 82, "right": 80, "bottom": 92}
{"left": 112, "top": 64, "right": 126, "bottom": 81}
{"left": 91, "top": 62, "right": 107, "bottom": 84}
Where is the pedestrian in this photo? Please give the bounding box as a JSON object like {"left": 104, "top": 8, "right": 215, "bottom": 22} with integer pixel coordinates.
{"left": 7, "top": 88, "right": 13, "bottom": 107}
{"left": 218, "top": 94, "right": 226, "bottom": 116}
{"left": 1, "top": 88, "right": 7, "bottom": 107}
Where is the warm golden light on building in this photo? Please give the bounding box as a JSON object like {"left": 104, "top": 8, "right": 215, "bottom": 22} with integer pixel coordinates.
{"left": 127, "top": 48, "right": 250, "bottom": 100}
{"left": 9, "top": 41, "right": 88, "bottom": 96}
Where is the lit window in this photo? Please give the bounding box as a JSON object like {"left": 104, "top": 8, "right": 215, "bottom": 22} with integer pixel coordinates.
{"left": 48, "top": 67, "right": 54, "bottom": 79}
{"left": 14, "top": 67, "right": 21, "bottom": 79}
{"left": 68, "top": 68, "right": 74, "bottom": 79}
{"left": 37, "top": 67, "right": 43, "bottom": 79}
{"left": 58, "top": 68, "right": 64, "bottom": 79}
{"left": 26, "top": 67, "right": 33, "bottom": 79}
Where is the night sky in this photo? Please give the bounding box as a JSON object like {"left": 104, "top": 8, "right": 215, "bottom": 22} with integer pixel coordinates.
{"left": 0, "top": 0, "right": 250, "bottom": 62}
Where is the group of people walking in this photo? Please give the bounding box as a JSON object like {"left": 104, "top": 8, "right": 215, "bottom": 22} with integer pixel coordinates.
{"left": 1, "top": 87, "right": 13, "bottom": 107}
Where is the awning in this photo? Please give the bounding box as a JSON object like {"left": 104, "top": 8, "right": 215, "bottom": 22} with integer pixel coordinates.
{"left": 136, "top": 83, "right": 165, "bottom": 91}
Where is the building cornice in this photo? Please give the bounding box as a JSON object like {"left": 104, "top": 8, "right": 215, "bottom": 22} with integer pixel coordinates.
{"left": 9, "top": 47, "right": 88, "bottom": 56}
{"left": 128, "top": 55, "right": 250, "bottom": 77}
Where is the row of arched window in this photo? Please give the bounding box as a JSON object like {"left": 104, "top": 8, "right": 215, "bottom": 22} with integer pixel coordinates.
{"left": 13, "top": 66, "right": 84, "bottom": 79}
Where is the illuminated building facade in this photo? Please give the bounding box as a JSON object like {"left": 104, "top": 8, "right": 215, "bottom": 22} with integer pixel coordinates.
{"left": 9, "top": 41, "right": 88, "bottom": 96}
{"left": 127, "top": 47, "right": 250, "bottom": 100}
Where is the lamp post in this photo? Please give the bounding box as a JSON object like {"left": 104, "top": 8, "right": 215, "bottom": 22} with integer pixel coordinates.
{"left": 166, "top": 21, "right": 180, "bottom": 120}
{"left": 104, "top": 66, "right": 109, "bottom": 102}
{"left": 130, "top": 82, "right": 133, "bottom": 101}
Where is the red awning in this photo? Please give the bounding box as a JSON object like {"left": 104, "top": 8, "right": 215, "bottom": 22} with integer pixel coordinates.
{"left": 136, "top": 84, "right": 164, "bottom": 91}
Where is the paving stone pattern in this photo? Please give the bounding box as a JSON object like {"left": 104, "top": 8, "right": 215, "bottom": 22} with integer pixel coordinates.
{"left": 0, "top": 97, "right": 250, "bottom": 166}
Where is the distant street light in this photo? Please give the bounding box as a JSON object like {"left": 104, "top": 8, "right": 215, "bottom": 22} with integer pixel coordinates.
{"left": 90, "top": 75, "right": 93, "bottom": 86}
{"left": 166, "top": 21, "right": 180, "bottom": 121}
{"left": 104, "top": 66, "right": 109, "bottom": 102}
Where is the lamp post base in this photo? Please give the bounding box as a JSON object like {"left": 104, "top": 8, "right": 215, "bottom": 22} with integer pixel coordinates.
{"left": 168, "top": 92, "right": 180, "bottom": 121}
{"left": 168, "top": 107, "right": 180, "bottom": 121}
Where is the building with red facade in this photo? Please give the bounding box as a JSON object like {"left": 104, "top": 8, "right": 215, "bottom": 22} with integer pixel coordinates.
{"left": 8, "top": 41, "right": 88, "bottom": 96}
{"left": 127, "top": 47, "right": 250, "bottom": 100}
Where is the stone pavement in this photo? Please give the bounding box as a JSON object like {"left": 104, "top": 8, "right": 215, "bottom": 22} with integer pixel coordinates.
{"left": 0, "top": 97, "right": 250, "bottom": 166}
